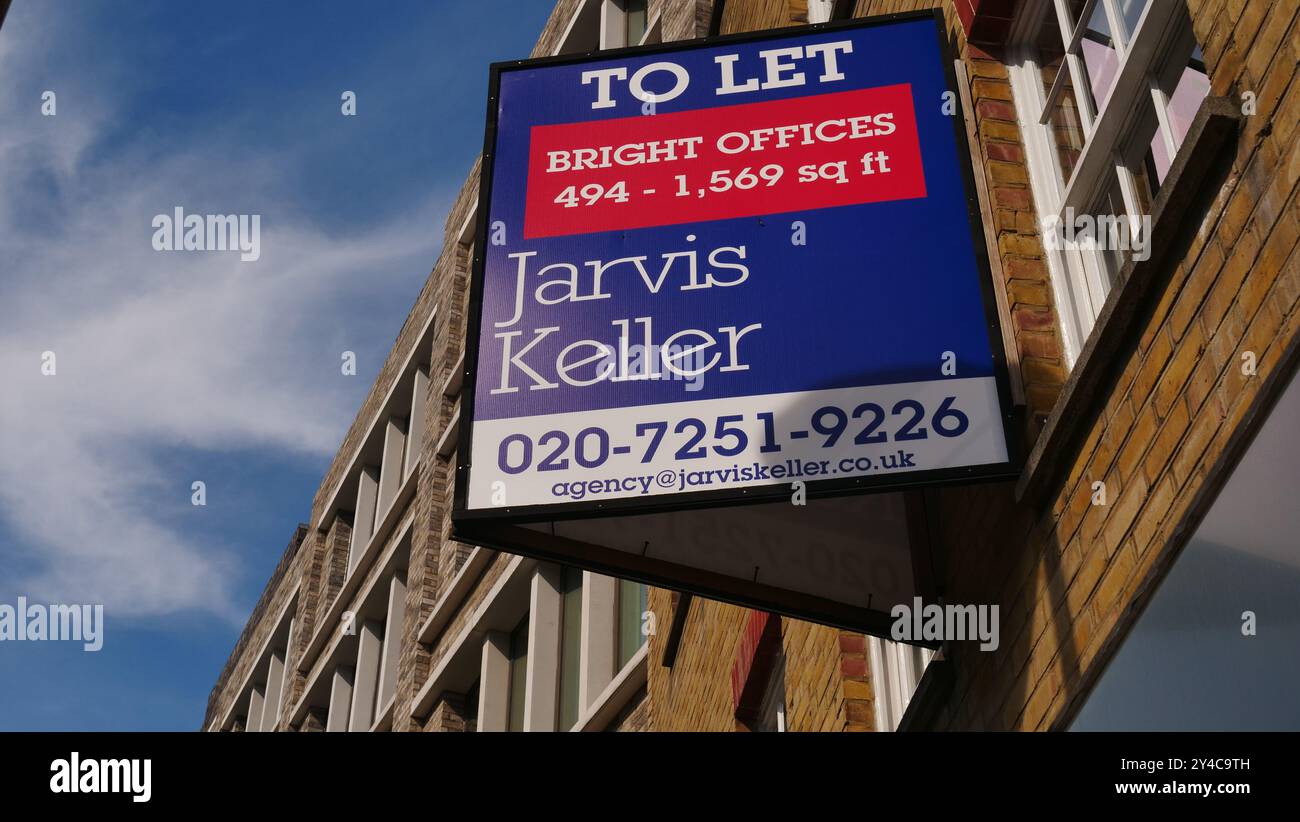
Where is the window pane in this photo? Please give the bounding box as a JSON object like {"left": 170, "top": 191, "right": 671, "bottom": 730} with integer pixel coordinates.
{"left": 1034, "top": 12, "right": 1086, "bottom": 185}
{"left": 507, "top": 615, "right": 529, "bottom": 732}
{"left": 1079, "top": 1, "right": 1119, "bottom": 112}
{"left": 1117, "top": 0, "right": 1151, "bottom": 43}
{"left": 558, "top": 567, "right": 583, "bottom": 730}
{"left": 464, "top": 679, "right": 479, "bottom": 733}
{"left": 625, "top": 0, "right": 648, "bottom": 46}
{"left": 1116, "top": 98, "right": 1161, "bottom": 209}
{"left": 754, "top": 650, "right": 787, "bottom": 732}
{"left": 1062, "top": 0, "right": 1090, "bottom": 30}
{"left": 1166, "top": 45, "right": 1210, "bottom": 148}
{"left": 617, "top": 578, "right": 647, "bottom": 669}
{"left": 1091, "top": 171, "right": 1128, "bottom": 284}
{"left": 1048, "top": 68, "right": 1088, "bottom": 184}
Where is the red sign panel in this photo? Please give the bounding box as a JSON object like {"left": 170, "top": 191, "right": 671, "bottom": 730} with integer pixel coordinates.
{"left": 523, "top": 84, "right": 927, "bottom": 239}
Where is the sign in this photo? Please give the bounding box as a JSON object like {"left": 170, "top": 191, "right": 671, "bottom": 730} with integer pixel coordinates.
{"left": 456, "top": 11, "right": 1017, "bottom": 526}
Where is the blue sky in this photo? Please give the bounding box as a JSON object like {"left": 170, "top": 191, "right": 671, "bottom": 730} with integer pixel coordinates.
{"left": 0, "top": 0, "right": 555, "bottom": 730}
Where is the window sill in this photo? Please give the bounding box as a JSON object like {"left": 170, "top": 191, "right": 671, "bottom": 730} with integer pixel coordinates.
{"left": 369, "top": 694, "right": 395, "bottom": 733}
{"left": 417, "top": 545, "right": 494, "bottom": 645}
{"left": 1015, "top": 97, "right": 1241, "bottom": 504}
{"left": 571, "top": 642, "right": 649, "bottom": 732}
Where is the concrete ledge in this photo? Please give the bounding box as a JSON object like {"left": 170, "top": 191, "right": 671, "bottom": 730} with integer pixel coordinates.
{"left": 435, "top": 407, "right": 460, "bottom": 459}
{"left": 370, "top": 694, "right": 395, "bottom": 733}
{"left": 572, "top": 642, "right": 649, "bottom": 732}
{"left": 410, "top": 554, "right": 534, "bottom": 719}
{"left": 417, "top": 546, "right": 495, "bottom": 645}
{"left": 440, "top": 351, "right": 464, "bottom": 399}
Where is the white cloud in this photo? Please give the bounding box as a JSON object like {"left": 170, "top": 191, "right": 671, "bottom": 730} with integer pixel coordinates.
{"left": 0, "top": 7, "right": 443, "bottom": 620}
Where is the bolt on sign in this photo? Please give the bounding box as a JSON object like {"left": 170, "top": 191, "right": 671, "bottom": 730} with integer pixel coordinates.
{"left": 454, "top": 11, "right": 1020, "bottom": 635}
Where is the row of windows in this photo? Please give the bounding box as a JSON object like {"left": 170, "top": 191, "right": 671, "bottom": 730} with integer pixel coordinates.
{"left": 1010, "top": 0, "right": 1209, "bottom": 362}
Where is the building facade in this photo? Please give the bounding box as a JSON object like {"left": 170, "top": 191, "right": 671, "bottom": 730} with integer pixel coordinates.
{"left": 204, "top": 0, "right": 1300, "bottom": 732}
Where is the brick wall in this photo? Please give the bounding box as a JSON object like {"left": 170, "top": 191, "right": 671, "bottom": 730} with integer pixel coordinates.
{"left": 923, "top": 0, "right": 1300, "bottom": 730}
{"left": 649, "top": 0, "right": 1299, "bottom": 734}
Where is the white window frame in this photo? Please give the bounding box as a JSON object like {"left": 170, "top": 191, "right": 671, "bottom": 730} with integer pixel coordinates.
{"left": 1007, "top": 0, "right": 1203, "bottom": 365}
{"left": 867, "top": 637, "right": 934, "bottom": 731}
{"left": 600, "top": 0, "right": 651, "bottom": 50}
{"left": 807, "top": 0, "right": 836, "bottom": 24}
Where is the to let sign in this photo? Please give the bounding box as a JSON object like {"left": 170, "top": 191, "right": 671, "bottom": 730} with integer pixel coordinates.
{"left": 456, "top": 12, "right": 1019, "bottom": 522}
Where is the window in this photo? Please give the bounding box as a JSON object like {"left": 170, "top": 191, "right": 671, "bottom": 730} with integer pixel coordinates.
{"left": 753, "top": 649, "right": 787, "bottom": 732}
{"left": 596, "top": 0, "right": 653, "bottom": 51}
{"left": 558, "top": 566, "right": 584, "bottom": 730}
{"left": 807, "top": 0, "right": 835, "bottom": 24}
{"left": 1008, "top": 0, "right": 1208, "bottom": 362}
{"left": 506, "top": 615, "right": 529, "bottom": 731}
{"left": 624, "top": 0, "right": 648, "bottom": 46}
{"left": 464, "top": 679, "right": 480, "bottom": 733}
{"left": 437, "top": 563, "right": 650, "bottom": 732}
{"left": 617, "top": 578, "right": 648, "bottom": 668}
{"left": 867, "top": 637, "right": 934, "bottom": 731}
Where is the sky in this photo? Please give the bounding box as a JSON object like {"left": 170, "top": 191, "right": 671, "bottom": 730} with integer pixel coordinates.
{"left": 0, "top": 0, "right": 556, "bottom": 730}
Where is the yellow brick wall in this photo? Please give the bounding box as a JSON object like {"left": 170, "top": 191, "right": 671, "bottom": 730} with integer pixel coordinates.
{"left": 925, "top": 0, "right": 1300, "bottom": 730}
{"left": 651, "top": 0, "right": 1300, "bottom": 733}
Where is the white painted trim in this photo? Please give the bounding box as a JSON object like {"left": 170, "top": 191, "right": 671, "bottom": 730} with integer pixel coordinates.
{"left": 261, "top": 650, "right": 286, "bottom": 731}
{"left": 807, "top": 0, "right": 834, "bottom": 25}
{"left": 867, "top": 637, "right": 933, "bottom": 731}
{"left": 1006, "top": 41, "right": 1087, "bottom": 364}
{"left": 369, "top": 693, "right": 395, "bottom": 733}
{"left": 347, "top": 619, "right": 385, "bottom": 731}
{"left": 599, "top": 0, "right": 625, "bottom": 50}
{"left": 376, "top": 572, "right": 407, "bottom": 711}
{"left": 572, "top": 641, "right": 648, "bottom": 732}
{"left": 478, "top": 631, "right": 512, "bottom": 732}
{"left": 523, "top": 564, "right": 564, "bottom": 731}
{"left": 638, "top": 8, "right": 661, "bottom": 46}
{"left": 404, "top": 368, "right": 430, "bottom": 480}
{"left": 246, "top": 684, "right": 265, "bottom": 734}
{"left": 578, "top": 571, "right": 617, "bottom": 713}
{"left": 325, "top": 666, "right": 354, "bottom": 732}
{"left": 348, "top": 466, "right": 380, "bottom": 573}
{"left": 375, "top": 418, "right": 408, "bottom": 522}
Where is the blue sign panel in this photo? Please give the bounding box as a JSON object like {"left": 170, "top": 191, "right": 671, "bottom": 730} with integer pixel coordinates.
{"left": 458, "top": 13, "right": 1018, "bottom": 518}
